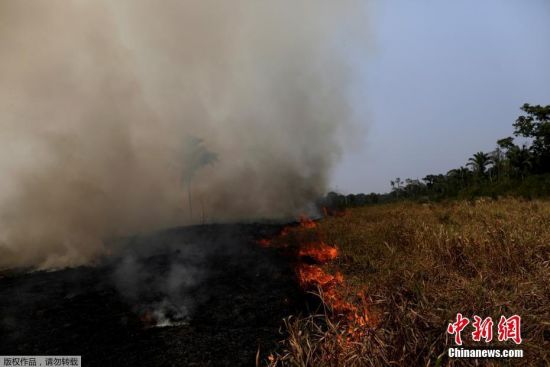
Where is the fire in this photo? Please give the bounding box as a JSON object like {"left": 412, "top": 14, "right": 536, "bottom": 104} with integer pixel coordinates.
{"left": 299, "top": 215, "right": 317, "bottom": 229}
{"left": 258, "top": 215, "right": 370, "bottom": 342}
{"left": 297, "top": 263, "right": 369, "bottom": 328}
{"left": 297, "top": 264, "right": 340, "bottom": 288}
{"left": 298, "top": 242, "right": 338, "bottom": 263}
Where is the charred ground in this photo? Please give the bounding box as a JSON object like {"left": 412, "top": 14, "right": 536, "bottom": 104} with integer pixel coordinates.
{"left": 0, "top": 223, "right": 306, "bottom": 366}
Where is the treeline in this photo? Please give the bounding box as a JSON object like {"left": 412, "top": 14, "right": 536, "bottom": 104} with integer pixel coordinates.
{"left": 320, "top": 103, "right": 550, "bottom": 209}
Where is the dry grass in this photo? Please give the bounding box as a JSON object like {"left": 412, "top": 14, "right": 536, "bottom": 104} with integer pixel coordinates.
{"left": 267, "top": 198, "right": 550, "bottom": 366}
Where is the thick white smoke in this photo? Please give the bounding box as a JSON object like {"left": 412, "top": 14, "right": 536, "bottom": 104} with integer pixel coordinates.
{"left": 0, "top": 1, "right": 369, "bottom": 269}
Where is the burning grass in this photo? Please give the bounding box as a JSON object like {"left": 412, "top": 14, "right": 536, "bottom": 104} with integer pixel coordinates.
{"left": 265, "top": 198, "right": 550, "bottom": 366}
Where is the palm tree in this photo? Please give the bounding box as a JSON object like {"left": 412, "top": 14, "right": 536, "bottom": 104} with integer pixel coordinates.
{"left": 490, "top": 148, "right": 505, "bottom": 181}
{"left": 507, "top": 144, "right": 532, "bottom": 180}
{"left": 447, "top": 168, "right": 465, "bottom": 191}
{"left": 467, "top": 152, "right": 493, "bottom": 176}
{"left": 458, "top": 166, "right": 472, "bottom": 184}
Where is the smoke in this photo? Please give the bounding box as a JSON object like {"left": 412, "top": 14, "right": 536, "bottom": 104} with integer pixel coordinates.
{"left": 113, "top": 242, "right": 209, "bottom": 327}
{"left": 0, "top": 0, "right": 369, "bottom": 269}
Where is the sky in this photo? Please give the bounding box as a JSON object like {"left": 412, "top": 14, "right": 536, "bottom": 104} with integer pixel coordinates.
{"left": 331, "top": 0, "right": 550, "bottom": 194}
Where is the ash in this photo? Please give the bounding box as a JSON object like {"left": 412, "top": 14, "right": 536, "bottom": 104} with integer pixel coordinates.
{"left": 0, "top": 223, "right": 304, "bottom": 366}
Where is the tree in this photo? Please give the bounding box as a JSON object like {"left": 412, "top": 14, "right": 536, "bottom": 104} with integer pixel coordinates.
{"left": 391, "top": 177, "right": 403, "bottom": 198}
{"left": 182, "top": 137, "right": 218, "bottom": 221}
{"left": 489, "top": 148, "right": 505, "bottom": 181}
{"left": 340, "top": 103, "right": 550, "bottom": 205}
{"left": 467, "top": 152, "right": 492, "bottom": 176}
{"left": 507, "top": 144, "right": 532, "bottom": 180}
{"left": 496, "top": 136, "right": 533, "bottom": 179}
{"left": 513, "top": 104, "right": 550, "bottom": 173}
{"left": 497, "top": 137, "right": 515, "bottom": 151}
{"left": 446, "top": 166, "right": 471, "bottom": 192}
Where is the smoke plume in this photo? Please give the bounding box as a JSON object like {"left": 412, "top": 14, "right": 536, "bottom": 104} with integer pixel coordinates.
{"left": 0, "top": 1, "right": 368, "bottom": 269}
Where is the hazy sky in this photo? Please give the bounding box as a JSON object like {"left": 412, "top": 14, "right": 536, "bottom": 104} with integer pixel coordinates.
{"left": 332, "top": 0, "right": 550, "bottom": 194}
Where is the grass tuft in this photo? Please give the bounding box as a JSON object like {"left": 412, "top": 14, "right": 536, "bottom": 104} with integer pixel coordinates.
{"left": 267, "top": 198, "right": 550, "bottom": 366}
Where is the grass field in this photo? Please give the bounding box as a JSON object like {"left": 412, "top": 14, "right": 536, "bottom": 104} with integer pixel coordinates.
{"left": 268, "top": 198, "right": 550, "bottom": 366}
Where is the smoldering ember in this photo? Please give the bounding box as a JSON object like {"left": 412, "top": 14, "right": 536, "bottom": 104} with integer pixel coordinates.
{"left": 1, "top": 1, "right": 550, "bottom": 367}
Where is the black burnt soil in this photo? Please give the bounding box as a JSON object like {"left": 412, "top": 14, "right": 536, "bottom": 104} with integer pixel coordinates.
{"left": 0, "top": 223, "right": 305, "bottom": 366}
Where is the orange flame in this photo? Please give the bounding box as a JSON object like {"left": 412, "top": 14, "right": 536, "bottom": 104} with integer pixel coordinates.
{"left": 257, "top": 215, "right": 370, "bottom": 342}
{"left": 297, "top": 264, "right": 368, "bottom": 328}
{"left": 298, "top": 242, "right": 338, "bottom": 263}
{"left": 299, "top": 215, "right": 317, "bottom": 229}
{"left": 297, "top": 264, "right": 340, "bottom": 288}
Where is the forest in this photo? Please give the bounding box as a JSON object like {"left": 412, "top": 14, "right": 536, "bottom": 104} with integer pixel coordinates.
{"left": 321, "top": 103, "right": 550, "bottom": 209}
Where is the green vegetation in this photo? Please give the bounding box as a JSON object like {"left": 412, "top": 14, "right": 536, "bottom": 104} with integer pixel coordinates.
{"left": 321, "top": 104, "right": 550, "bottom": 208}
